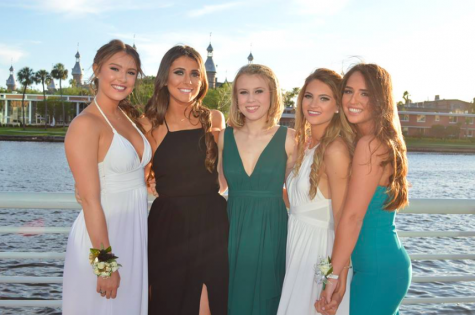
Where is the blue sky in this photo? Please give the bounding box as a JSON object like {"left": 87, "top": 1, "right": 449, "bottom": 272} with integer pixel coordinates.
{"left": 1, "top": 0, "right": 474, "bottom": 103}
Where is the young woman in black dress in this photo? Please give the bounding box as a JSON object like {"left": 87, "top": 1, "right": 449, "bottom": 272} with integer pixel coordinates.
{"left": 140, "top": 45, "right": 228, "bottom": 315}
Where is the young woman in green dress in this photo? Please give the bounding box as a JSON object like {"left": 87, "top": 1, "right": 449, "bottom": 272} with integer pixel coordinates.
{"left": 317, "top": 64, "right": 411, "bottom": 315}
{"left": 217, "top": 64, "right": 297, "bottom": 315}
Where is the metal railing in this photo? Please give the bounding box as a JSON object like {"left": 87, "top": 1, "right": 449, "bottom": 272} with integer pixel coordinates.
{"left": 0, "top": 192, "right": 474, "bottom": 308}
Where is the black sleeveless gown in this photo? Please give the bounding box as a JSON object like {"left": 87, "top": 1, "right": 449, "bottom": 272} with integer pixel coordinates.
{"left": 148, "top": 121, "right": 229, "bottom": 315}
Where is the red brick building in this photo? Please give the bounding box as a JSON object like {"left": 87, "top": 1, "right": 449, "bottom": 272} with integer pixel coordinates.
{"left": 279, "top": 95, "right": 475, "bottom": 138}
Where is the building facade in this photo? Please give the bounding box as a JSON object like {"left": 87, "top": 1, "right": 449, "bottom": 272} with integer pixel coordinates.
{"left": 279, "top": 95, "right": 475, "bottom": 138}
{"left": 0, "top": 93, "right": 92, "bottom": 126}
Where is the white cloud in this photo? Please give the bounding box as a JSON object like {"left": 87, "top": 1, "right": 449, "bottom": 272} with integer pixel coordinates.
{"left": 6, "top": 0, "right": 172, "bottom": 17}
{"left": 0, "top": 44, "right": 27, "bottom": 65}
{"left": 188, "top": 2, "right": 243, "bottom": 18}
{"left": 291, "top": 0, "right": 350, "bottom": 15}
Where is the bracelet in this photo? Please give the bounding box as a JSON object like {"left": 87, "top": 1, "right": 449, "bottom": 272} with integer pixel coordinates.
{"left": 89, "top": 244, "right": 121, "bottom": 278}
{"left": 327, "top": 273, "right": 339, "bottom": 280}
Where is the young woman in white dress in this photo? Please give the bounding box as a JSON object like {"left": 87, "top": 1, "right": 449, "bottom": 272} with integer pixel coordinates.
{"left": 277, "top": 69, "right": 354, "bottom": 315}
{"left": 62, "top": 40, "right": 151, "bottom": 314}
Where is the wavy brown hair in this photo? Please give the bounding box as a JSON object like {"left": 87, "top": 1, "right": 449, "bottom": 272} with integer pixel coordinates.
{"left": 91, "top": 39, "right": 144, "bottom": 130}
{"left": 342, "top": 63, "right": 409, "bottom": 210}
{"left": 228, "top": 64, "right": 283, "bottom": 129}
{"left": 294, "top": 68, "right": 355, "bottom": 199}
{"left": 144, "top": 45, "right": 216, "bottom": 172}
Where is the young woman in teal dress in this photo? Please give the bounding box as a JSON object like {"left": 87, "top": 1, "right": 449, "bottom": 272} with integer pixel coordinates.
{"left": 217, "top": 64, "right": 297, "bottom": 315}
{"left": 317, "top": 64, "right": 411, "bottom": 315}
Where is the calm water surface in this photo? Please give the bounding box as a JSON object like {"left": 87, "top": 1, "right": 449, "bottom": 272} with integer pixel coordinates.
{"left": 0, "top": 141, "right": 474, "bottom": 314}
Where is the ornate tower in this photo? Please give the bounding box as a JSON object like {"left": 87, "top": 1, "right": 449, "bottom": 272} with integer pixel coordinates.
{"left": 72, "top": 49, "right": 83, "bottom": 86}
{"left": 205, "top": 42, "right": 217, "bottom": 89}
{"left": 247, "top": 52, "right": 254, "bottom": 64}
{"left": 6, "top": 65, "right": 17, "bottom": 91}
{"left": 48, "top": 78, "right": 56, "bottom": 93}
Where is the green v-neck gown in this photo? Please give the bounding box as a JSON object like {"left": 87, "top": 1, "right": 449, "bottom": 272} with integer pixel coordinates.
{"left": 223, "top": 126, "right": 288, "bottom": 315}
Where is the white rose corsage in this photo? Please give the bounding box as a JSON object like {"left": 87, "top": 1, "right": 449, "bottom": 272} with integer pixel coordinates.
{"left": 89, "top": 244, "right": 121, "bottom": 279}
{"left": 314, "top": 256, "right": 333, "bottom": 290}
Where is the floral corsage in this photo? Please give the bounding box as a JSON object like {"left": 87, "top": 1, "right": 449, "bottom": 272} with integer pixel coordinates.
{"left": 314, "top": 256, "right": 336, "bottom": 290}
{"left": 89, "top": 244, "right": 121, "bottom": 278}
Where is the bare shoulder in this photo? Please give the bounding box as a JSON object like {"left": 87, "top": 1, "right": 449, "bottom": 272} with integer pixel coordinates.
{"left": 284, "top": 127, "right": 297, "bottom": 145}
{"left": 138, "top": 116, "right": 152, "bottom": 133}
{"left": 325, "top": 137, "right": 350, "bottom": 157}
{"left": 218, "top": 128, "right": 226, "bottom": 149}
{"left": 210, "top": 109, "right": 224, "bottom": 125}
{"left": 355, "top": 135, "right": 387, "bottom": 156}
{"left": 67, "top": 111, "right": 101, "bottom": 136}
{"left": 285, "top": 126, "right": 296, "bottom": 138}
{"left": 284, "top": 127, "right": 297, "bottom": 157}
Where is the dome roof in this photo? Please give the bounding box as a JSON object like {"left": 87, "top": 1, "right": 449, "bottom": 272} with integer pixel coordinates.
{"left": 48, "top": 79, "right": 56, "bottom": 90}
{"left": 6, "top": 75, "right": 15, "bottom": 86}
{"left": 72, "top": 62, "right": 82, "bottom": 75}
{"left": 205, "top": 57, "right": 216, "bottom": 73}
{"left": 207, "top": 43, "right": 213, "bottom": 52}
{"left": 248, "top": 52, "right": 254, "bottom": 61}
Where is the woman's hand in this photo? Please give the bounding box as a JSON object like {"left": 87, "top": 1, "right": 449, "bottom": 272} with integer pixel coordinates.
{"left": 315, "top": 279, "right": 341, "bottom": 315}
{"left": 147, "top": 178, "right": 159, "bottom": 197}
{"left": 315, "top": 289, "right": 343, "bottom": 315}
{"left": 97, "top": 270, "right": 121, "bottom": 299}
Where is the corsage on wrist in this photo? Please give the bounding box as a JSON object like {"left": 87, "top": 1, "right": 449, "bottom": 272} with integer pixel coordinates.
{"left": 314, "top": 256, "right": 337, "bottom": 290}
{"left": 89, "top": 244, "right": 121, "bottom": 278}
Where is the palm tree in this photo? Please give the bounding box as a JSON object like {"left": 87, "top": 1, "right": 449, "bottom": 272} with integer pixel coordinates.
{"left": 403, "top": 91, "right": 411, "bottom": 104}
{"left": 51, "top": 63, "right": 68, "bottom": 128}
{"left": 17, "top": 67, "right": 35, "bottom": 130}
{"left": 34, "top": 70, "right": 52, "bottom": 130}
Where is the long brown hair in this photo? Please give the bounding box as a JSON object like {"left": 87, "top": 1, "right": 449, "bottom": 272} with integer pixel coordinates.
{"left": 294, "top": 68, "right": 355, "bottom": 199}
{"left": 91, "top": 39, "right": 144, "bottom": 128}
{"left": 342, "top": 63, "right": 408, "bottom": 210}
{"left": 228, "top": 64, "right": 283, "bottom": 129}
{"left": 144, "top": 45, "right": 216, "bottom": 172}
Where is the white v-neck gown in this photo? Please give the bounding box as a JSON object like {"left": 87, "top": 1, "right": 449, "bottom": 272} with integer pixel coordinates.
{"left": 277, "top": 146, "right": 351, "bottom": 315}
{"left": 62, "top": 105, "right": 151, "bottom": 314}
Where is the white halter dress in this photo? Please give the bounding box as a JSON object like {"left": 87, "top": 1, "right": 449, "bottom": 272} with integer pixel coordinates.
{"left": 62, "top": 102, "right": 151, "bottom": 314}
{"left": 277, "top": 146, "right": 351, "bottom": 315}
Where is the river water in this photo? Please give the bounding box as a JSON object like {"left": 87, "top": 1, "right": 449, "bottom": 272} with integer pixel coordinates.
{"left": 0, "top": 141, "right": 474, "bottom": 315}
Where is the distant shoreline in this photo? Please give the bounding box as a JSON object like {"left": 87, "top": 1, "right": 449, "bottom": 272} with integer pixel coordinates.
{"left": 0, "top": 135, "right": 65, "bottom": 143}
{"left": 2, "top": 135, "right": 475, "bottom": 153}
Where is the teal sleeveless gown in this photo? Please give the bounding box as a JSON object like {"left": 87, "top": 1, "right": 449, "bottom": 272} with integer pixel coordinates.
{"left": 351, "top": 186, "right": 412, "bottom": 315}
{"left": 223, "top": 126, "right": 288, "bottom": 315}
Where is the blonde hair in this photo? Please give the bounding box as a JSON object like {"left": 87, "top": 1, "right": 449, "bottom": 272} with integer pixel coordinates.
{"left": 342, "top": 63, "right": 408, "bottom": 211}
{"left": 294, "top": 68, "right": 355, "bottom": 199}
{"left": 228, "top": 64, "right": 283, "bottom": 129}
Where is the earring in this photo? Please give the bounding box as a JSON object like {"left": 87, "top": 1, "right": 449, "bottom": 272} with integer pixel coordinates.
{"left": 335, "top": 110, "right": 339, "bottom": 113}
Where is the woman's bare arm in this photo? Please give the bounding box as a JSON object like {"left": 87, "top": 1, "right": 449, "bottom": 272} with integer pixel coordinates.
{"left": 211, "top": 110, "right": 227, "bottom": 194}
{"left": 323, "top": 138, "right": 351, "bottom": 294}
{"left": 65, "top": 115, "right": 111, "bottom": 249}
{"left": 217, "top": 129, "right": 228, "bottom": 194}
{"left": 322, "top": 135, "right": 387, "bottom": 302}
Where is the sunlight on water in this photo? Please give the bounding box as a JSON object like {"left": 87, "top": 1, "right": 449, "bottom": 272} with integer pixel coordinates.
{"left": 0, "top": 143, "right": 474, "bottom": 314}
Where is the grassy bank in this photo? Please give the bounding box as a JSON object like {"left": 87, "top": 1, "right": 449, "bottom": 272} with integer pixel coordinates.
{"left": 404, "top": 137, "right": 475, "bottom": 152}
{"left": 1, "top": 128, "right": 474, "bottom": 153}
{"left": 0, "top": 126, "right": 67, "bottom": 137}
